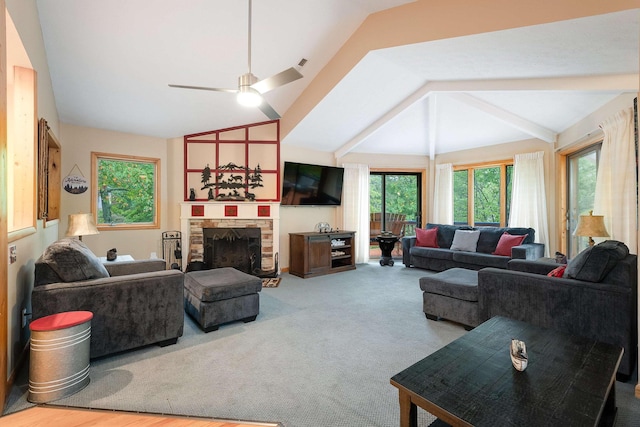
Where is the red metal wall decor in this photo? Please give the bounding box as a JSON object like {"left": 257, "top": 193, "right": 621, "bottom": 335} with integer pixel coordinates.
{"left": 224, "top": 205, "right": 238, "bottom": 217}
{"left": 191, "top": 205, "right": 204, "bottom": 216}
{"left": 183, "top": 120, "right": 281, "bottom": 202}
{"left": 257, "top": 205, "right": 271, "bottom": 217}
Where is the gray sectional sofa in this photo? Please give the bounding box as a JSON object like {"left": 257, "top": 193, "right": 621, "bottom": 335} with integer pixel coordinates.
{"left": 32, "top": 238, "right": 184, "bottom": 359}
{"left": 402, "top": 223, "right": 544, "bottom": 271}
{"left": 418, "top": 239, "right": 637, "bottom": 378}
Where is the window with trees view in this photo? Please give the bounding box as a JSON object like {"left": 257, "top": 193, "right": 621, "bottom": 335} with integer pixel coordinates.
{"left": 567, "top": 144, "right": 601, "bottom": 257}
{"left": 453, "top": 162, "right": 513, "bottom": 226}
{"left": 91, "top": 152, "right": 159, "bottom": 229}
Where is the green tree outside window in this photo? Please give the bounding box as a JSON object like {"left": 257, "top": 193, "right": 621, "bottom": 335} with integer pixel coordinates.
{"left": 92, "top": 152, "right": 159, "bottom": 229}
{"left": 453, "top": 163, "right": 512, "bottom": 226}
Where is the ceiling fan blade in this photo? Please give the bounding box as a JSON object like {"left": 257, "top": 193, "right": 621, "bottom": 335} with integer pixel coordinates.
{"left": 168, "top": 84, "right": 237, "bottom": 93}
{"left": 251, "top": 67, "right": 303, "bottom": 94}
{"left": 258, "top": 99, "right": 281, "bottom": 120}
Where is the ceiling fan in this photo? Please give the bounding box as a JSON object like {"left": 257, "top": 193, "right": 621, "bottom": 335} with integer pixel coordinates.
{"left": 169, "top": 0, "right": 305, "bottom": 120}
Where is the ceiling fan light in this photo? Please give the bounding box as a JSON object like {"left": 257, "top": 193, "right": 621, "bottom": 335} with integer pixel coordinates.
{"left": 237, "top": 87, "right": 262, "bottom": 107}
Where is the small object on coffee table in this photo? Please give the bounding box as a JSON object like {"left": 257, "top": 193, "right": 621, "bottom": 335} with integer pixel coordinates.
{"left": 510, "top": 338, "right": 528, "bottom": 371}
{"left": 106, "top": 248, "right": 117, "bottom": 261}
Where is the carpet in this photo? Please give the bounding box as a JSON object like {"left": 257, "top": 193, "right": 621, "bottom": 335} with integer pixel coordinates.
{"left": 4, "top": 263, "right": 640, "bottom": 427}
{"left": 262, "top": 277, "right": 281, "bottom": 287}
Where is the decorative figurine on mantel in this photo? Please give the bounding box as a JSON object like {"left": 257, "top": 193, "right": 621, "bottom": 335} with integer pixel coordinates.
{"left": 189, "top": 188, "right": 196, "bottom": 201}
{"left": 200, "top": 162, "right": 264, "bottom": 201}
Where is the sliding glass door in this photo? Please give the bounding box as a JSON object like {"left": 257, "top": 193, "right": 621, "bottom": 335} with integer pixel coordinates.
{"left": 566, "top": 144, "right": 601, "bottom": 258}
{"left": 369, "top": 172, "right": 422, "bottom": 258}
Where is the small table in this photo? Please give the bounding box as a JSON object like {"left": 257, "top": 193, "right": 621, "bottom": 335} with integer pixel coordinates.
{"left": 376, "top": 234, "right": 399, "bottom": 266}
{"left": 390, "top": 316, "right": 622, "bottom": 427}
{"left": 29, "top": 311, "right": 93, "bottom": 403}
{"left": 99, "top": 254, "right": 134, "bottom": 263}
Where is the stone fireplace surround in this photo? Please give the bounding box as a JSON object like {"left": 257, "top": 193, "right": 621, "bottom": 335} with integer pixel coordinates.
{"left": 180, "top": 203, "right": 280, "bottom": 273}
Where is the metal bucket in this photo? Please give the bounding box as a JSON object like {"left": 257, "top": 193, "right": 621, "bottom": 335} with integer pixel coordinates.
{"left": 28, "top": 318, "right": 91, "bottom": 403}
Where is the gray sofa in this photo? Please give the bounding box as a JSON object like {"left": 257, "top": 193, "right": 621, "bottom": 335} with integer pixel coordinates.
{"left": 403, "top": 223, "right": 544, "bottom": 271}
{"left": 478, "top": 240, "right": 637, "bottom": 378}
{"left": 32, "top": 238, "right": 184, "bottom": 359}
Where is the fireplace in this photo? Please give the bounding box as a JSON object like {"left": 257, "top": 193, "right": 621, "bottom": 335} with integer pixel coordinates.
{"left": 203, "top": 227, "right": 261, "bottom": 274}
{"left": 180, "top": 202, "right": 280, "bottom": 277}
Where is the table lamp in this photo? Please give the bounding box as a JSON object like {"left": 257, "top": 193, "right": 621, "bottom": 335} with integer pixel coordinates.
{"left": 65, "top": 213, "right": 99, "bottom": 241}
{"left": 573, "top": 210, "right": 609, "bottom": 247}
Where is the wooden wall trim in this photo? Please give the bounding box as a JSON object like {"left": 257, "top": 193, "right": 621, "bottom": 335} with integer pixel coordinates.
{"left": 1, "top": 0, "right": 9, "bottom": 413}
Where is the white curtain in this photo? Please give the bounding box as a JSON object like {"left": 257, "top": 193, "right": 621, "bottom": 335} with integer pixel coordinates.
{"left": 508, "top": 151, "right": 549, "bottom": 256}
{"left": 433, "top": 163, "right": 453, "bottom": 224}
{"left": 593, "top": 107, "right": 637, "bottom": 251}
{"left": 340, "top": 163, "right": 370, "bottom": 263}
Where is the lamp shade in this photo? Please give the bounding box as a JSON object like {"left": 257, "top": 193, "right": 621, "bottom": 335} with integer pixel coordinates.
{"left": 66, "top": 213, "right": 99, "bottom": 240}
{"left": 573, "top": 210, "right": 608, "bottom": 246}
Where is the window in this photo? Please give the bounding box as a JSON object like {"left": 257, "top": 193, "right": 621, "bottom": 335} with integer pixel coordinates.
{"left": 453, "top": 162, "right": 513, "bottom": 226}
{"left": 8, "top": 66, "right": 37, "bottom": 237}
{"left": 566, "top": 144, "right": 601, "bottom": 258}
{"left": 92, "top": 152, "right": 160, "bottom": 229}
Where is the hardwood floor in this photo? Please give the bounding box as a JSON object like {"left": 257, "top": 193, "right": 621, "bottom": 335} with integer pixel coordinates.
{"left": 1, "top": 406, "right": 281, "bottom": 427}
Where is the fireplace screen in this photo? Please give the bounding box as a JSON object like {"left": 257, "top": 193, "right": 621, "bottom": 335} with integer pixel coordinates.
{"left": 203, "top": 228, "right": 261, "bottom": 275}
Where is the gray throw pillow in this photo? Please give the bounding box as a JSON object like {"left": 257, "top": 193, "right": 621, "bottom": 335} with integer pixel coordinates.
{"left": 449, "top": 230, "right": 481, "bottom": 252}
{"left": 563, "top": 240, "right": 629, "bottom": 282}
{"left": 39, "top": 238, "right": 110, "bottom": 282}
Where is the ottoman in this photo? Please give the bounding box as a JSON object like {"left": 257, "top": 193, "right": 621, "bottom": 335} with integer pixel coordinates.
{"left": 419, "top": 268, "right": 479, "bottom": 330}
{"left": 184, "top": 267, "right": 262, "bottom": 332}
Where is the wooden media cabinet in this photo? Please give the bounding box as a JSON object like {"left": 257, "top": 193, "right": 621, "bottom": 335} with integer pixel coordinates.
{"left": 289, "top": 231, "right": 356, "bottom": 278}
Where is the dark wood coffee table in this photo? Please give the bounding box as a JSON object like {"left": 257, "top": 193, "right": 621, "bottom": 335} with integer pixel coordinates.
{"left": 390, "top": 316, "right": 622, "bottom": 427}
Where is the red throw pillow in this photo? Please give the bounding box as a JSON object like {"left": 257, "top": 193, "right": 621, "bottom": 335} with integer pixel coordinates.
{"left": 492, "top": 232, "right": 527, "bottom": 256}
{"left": 416, "top": 227, "right": 439, "bottom": 248}
{"left": 547, "top": 265, "right": 567, "bottom": 278}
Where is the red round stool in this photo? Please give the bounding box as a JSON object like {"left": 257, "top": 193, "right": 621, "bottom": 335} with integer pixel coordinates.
{"left": 28, "top": 311, "right": 93, "bottom": 403}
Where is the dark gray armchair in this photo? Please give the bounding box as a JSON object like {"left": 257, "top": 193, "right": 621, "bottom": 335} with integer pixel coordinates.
{"left": 32, "top": 238, "right": 184, "bottom": 359}
{"left": 478, "top": 241, "right": 637, "bottom": 378}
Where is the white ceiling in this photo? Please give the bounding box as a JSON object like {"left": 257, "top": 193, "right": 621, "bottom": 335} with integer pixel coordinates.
{"left": 34, "top": 1, "right": 639, "bottom": 157}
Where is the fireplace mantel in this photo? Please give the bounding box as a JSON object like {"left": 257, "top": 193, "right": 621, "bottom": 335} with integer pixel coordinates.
{"left": 180, "top": 202, "right": 280, "bottom": 273}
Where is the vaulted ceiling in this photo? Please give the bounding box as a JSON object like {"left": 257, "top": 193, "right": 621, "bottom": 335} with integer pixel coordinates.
{"left": 34, "top": 1, "right": 639, "bottom": 157}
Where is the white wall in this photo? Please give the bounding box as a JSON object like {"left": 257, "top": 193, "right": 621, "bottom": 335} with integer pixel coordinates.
{"left": 166, "top": 136, "right": 184, "bottom": 232}
{"left": 338, "top": 152, "right": 430, "bottom": 170}
{"left": 6, "top": 223, "right": 58, "bottom": 375}
{"left": 558, "top": 93, "right": 637, "bottom": 149}
{"left": 59, "top": 123, "right": 169, "bottom": 260}
{"left": 278, "top": 145, "right": 339, "bottom": 269}
{"left": 7, "top": 0, "right": 58, "bottom": 134}
{"left": 5, "top": 0, "right": 60, "bottom": 379}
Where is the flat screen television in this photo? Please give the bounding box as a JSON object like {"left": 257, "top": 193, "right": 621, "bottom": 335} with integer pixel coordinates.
{"left": 281, "top": 161, "right": 345, "bottom": 206}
